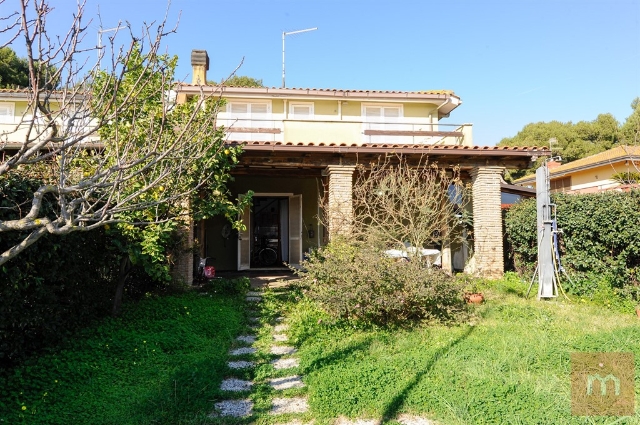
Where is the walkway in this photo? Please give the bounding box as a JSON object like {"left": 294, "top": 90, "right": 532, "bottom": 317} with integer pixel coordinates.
{"left": 209, "top": 275, "right": 437, "bottom": 425}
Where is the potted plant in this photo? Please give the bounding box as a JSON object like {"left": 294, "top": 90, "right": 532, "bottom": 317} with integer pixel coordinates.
{"left": 461, "top": 278, "right": 484, "bottom": 304}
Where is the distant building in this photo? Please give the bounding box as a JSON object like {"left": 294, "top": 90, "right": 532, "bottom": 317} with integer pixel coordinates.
{"left": 514, "top": 146, "right": 640, "bottom": 194}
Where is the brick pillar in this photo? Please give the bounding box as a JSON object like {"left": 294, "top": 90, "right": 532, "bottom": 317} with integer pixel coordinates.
{"left": 324, "top": 165, "right": 356, "bottom": 238}
{"left": 468, "top": 166, "right": 504, "bottom": 278}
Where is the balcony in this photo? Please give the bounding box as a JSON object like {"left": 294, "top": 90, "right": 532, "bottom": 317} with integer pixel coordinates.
{"left": 216, "top": 115, "right": 472, "bottom": 146}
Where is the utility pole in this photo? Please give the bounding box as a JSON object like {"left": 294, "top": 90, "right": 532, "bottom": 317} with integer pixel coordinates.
{"left": 282, "top": 27, "right": 317, "bottom": 88}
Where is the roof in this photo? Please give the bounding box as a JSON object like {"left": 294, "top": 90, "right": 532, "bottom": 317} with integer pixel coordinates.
{"left": 514, "top": 145, "right": 640, "bottom": 184}
{"left": 175, "top": 84, "right": 462, "bottom": 117}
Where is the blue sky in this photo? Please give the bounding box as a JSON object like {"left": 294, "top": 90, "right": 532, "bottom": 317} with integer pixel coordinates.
{"left": 7, "top": 0, "right": 640, "bottom": 145}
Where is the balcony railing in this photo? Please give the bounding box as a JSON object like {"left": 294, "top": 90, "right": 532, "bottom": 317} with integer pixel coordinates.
{"left": 216, "top": 115, "right": 472, "bottom": 146}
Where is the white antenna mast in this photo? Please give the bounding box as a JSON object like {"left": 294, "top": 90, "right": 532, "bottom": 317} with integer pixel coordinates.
{"left": 282, "top": 27, "right": 317, "bottom": 88}
{"left": 98, "top": 24, "right": 126, "bottom": 67}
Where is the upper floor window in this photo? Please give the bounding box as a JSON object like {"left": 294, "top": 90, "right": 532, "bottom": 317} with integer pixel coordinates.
{"left": 289, "top": 102, "right": 314, "bottom": 119}
{"left": 362, "top": 104, "right": 402, "bottom": 122}
{"left": 0, "top": 102, "right": 15, "bottom": 124}
{"left": 227, "top": 102, "right": 270, "bottom": 123}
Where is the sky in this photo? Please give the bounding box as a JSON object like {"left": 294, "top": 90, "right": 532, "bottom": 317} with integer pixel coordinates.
{"left": 4, "top": 0, "right": 640, "bottom": 145}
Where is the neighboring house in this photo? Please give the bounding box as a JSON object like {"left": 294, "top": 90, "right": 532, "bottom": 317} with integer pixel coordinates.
{"left": 173, "top": 50, "right": 548, "bottom": 281}
{"left": 0, "top": 88, "right": 99, "bottom": 152}
{"left": 514, "top": 146, "right": 640, "bottom": 194}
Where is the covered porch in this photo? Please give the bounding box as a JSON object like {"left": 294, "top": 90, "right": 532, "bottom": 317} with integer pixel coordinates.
{"left": 190, "top": 142, "right": 547, "bottom": 281}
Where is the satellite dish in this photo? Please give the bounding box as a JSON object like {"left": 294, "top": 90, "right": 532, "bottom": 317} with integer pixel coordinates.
{"left": 221, "top": 223, "right": 232, "bottom": 239}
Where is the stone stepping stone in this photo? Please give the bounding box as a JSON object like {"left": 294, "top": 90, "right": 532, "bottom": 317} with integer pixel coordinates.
{"left": 269, "top": 375, "right": 305, "bottom": 390}
{"left": 273, "top": 333, "right": 289, "bottom": 342}
{"left": 230, "top": 347, "right": 257, "bottom": 356}
{"left": 275, "top": 316, "right": 284, "bottom": 322}
{"left": 211, "top": 399, "right": 253, "bottom": 417}
{"left": 228, "top": 360, "right": 255, "bottom": 369}
{"left": 270, "top": 345, "right": 297, "bottom": 356}
{"left": 272, "top": 357, "right": 300, "bottom": 369}
{"left": 248, "top": 317, "right": 260, "bottom": 323}
{"left": 236, "top": 335, "right": 257, "bottom": 344}
{"left": 246, "top": 296, "right": 262, "bottom": 302}
{"left": 220, "top": 378, "right": 253, "bottom": 391}
{"left": 247, "top": 291, "right": 262, "bottom": 297}
{"left": 270, "top": 397, "right": 309, "bottom": 414}
{"left": 274, "top": 324, "right": 289, "bottom": 332}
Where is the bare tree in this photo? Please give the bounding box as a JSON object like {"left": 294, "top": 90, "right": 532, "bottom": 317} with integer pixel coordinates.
{"left": 324, "top": 155, "right": 469, "bottom": 264}
{"left": 0, "top": 0, "right": 244, "bottom": 266}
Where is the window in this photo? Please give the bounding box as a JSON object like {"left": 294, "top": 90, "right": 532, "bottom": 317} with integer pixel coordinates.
{"left": 289, "top": 102, "right": 314, "bottom": 119}
{"left": 362, "top": 104, "right": 402, "bottom": 122}
{"left": 227, "top": 101, "right": 271, "bottom": 126}
{"left": 0, "top": 102, "right": 15, "bottom": 124}
{"left": 551, "top": 176, "right": 572, "bottom": 193}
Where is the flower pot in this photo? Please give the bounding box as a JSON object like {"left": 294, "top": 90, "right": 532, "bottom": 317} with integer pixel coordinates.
{"left": 465, "top": 292, "right": 484, "bottom": 304}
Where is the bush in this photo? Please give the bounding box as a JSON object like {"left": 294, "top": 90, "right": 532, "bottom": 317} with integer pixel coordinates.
{"left": 297, "top": 239, "right": 466, "bottom": 326}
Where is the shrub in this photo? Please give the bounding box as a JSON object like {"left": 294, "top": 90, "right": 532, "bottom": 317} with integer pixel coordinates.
{"left": 298, "top": 239, "right": 466, "bottom": 326}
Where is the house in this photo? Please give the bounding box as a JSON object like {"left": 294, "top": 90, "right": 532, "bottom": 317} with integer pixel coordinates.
{"left": 514, "top": 146, "right": 640, "bottom": 194}
{"left": 171, "top": 49, "right": 548, "bottom": 282}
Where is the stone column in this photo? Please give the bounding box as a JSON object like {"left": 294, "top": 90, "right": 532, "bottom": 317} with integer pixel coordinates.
{"left": 468, "top": 166, "right": 504, "bottom": 279}
{"left": 324, "top": 165, "right": 356, "bottom": 238}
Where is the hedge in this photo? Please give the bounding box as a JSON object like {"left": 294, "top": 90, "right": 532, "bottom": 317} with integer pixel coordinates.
{"left": 505, "top": 189, "right": 640, "bottom": 293}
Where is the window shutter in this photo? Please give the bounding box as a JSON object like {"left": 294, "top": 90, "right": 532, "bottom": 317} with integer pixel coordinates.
{"left": 230, "top": 103, "right": 248, "bottom": 114}
{"left": 291, "top": 104, "right": 311, "bottom": 117}
{"left": 250, "top": 103, "right": 268, "bottom": 115}
{"left": 0, "top": 103, "right": 14, "bottom": 123}
{"left": 364, "top": 106, "right": 381, "bottom": 118}
{"left": 383, "top": 107, "right": 400, "bottom": 118}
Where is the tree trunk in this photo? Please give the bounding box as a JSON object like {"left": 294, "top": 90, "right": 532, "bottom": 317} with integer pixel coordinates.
{"left": 112, "top": 256, "right": 132, "bottom": 317}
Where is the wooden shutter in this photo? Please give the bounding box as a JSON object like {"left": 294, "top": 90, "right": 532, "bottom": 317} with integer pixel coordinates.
{"left": 288, "top": 195, "right": 302, "bottom": 267}
{"left": 237, "top": 196, "right": 252, "bottom": 270}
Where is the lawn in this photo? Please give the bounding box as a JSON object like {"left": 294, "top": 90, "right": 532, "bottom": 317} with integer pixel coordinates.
{"left": 2, "top": 275, "right": 639, "bottom": 424}
{"left": 0, "top": 286, "right": 248, "bottom": 425}
{"left": 283, "top": 278, "right": 640, "bottom": 424}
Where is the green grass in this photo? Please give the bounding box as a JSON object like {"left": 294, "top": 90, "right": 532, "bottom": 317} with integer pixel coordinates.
{"left": 283, "top": 280, "right": 640, "bottom": 424}
{"left": 0, "top": 288, "right": 247, "bottom": 425}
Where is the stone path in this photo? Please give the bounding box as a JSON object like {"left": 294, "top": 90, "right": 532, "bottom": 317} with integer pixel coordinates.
{"left": 211, "top": 286, "right": 438, "bottom": 424}
{"left": 211, "top": 288, "right": 309, "bottom": 420}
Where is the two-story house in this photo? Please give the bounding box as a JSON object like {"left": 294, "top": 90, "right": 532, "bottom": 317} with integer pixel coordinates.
{"left": 173, "top": 50, "right": 547, "bottom": 281}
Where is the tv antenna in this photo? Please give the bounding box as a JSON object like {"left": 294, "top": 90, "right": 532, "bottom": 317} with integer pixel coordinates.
{"left": 282, "top": 27, "right": 317, "bottom": 88}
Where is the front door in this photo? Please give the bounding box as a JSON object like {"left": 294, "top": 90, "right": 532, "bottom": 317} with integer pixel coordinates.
{"left": 236, "top": 194, "right": 303, "bottom": 270}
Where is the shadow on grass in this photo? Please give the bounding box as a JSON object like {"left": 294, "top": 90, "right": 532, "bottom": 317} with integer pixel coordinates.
{"left": 380, "top": 307, "right": 493, "bottom": 423}
{"left": 302, "top": 333, "right": 377, "bottom": 374}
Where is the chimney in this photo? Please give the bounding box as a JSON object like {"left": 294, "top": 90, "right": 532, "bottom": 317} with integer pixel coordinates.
{"left": 191, "top": 50, "right": 209, "bottom": 85}
{"left": 547, "top": 160, "right": 562, "bottom": 169}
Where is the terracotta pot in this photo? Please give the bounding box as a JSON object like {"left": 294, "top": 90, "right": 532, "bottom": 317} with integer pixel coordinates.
{"left": 465, "top": 292, "right": 484, "bottom": 304}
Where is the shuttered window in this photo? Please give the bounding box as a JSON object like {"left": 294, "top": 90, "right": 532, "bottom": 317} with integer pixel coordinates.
{"left": 363, "top": 105, "right": 402, "bottom": 121}
{"left": 289, "top": 102, "right": 313, "bottom": 119}
{"left": 227, "top": 102, "right": 271, "bottom": 127}
{"left": 0, "top": 102, "right": 15, "bottom": 123}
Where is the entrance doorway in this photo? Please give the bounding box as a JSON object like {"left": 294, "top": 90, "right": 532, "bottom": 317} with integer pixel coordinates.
{"left": 237, "top": 194, "right": 302, "bottom": 270}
